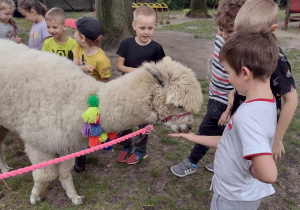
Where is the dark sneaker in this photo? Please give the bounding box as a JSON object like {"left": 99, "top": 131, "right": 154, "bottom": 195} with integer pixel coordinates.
{"left": 170, "top": 158, "right": 198, "bottom": 177}
{"left": 116, "top": 148, "right": 133, "bottom": 163}
{"left": 124, "top": 150, "right": 148, "bottom": 165}
{"left": 74, "top": 155, "right": 86, "bottom": 173}
{"left": 205, "top": 162, "right": 214, "bottom": 173}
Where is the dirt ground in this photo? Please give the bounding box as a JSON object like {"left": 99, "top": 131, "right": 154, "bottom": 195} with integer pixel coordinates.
{"left": 1, "top": 13, "right": 300, "bottom": 209}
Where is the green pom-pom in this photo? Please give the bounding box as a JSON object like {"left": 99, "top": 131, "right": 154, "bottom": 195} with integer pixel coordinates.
{"left": 99, "top": 132, "right": 108, "bottom": 143}
{"left": 88, "top": 95, "right": 99, "bottom": 107}
{"left": 82, "top": 107, "right": 99, "bottom": 123}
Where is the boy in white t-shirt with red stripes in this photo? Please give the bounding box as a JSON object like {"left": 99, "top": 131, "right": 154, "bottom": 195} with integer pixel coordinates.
{"left": 169, "top": 28, "right": 279, "bottom": 210}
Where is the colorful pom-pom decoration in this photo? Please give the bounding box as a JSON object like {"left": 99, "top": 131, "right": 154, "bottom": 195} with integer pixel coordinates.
{"left": 108, "top": 132, "right": 118, "bottom": 140}
{"left": 88, "top": 95, "right": 99, "bottom": 107}
{"left": 81, "top": 122, "right": 91, "bottom": 138}
{"left": 99, "top": 132, "right": 108, "bottom": 143}
{"left": 82, "top": 94, "right": 114, "bottom": 150}
{"left": 82, "top": 107, "right": 99, "bottom": 123}
{"left": 89, "top": 136, "right": 100, "bottom": 147}
{"left": 90, "top": 124, "right": 103, "bottom": 137}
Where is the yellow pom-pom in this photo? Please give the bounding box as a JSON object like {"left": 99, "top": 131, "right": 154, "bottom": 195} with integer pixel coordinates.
{"left": 82, "top": 107, "right": 99, "bottom": 123}
{"left": 99, "top": 132, "right": 108, "bottom": 143}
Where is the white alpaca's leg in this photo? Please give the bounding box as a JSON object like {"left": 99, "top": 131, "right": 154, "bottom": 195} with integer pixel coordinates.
{"left": 25, "top": 143, "right": 58, "bottom": 205}
{"left": 0, "top": 126, "right": 12, "bottom": 172}
{"left": 57, "top": 159, "right": 84, "bottom": 205}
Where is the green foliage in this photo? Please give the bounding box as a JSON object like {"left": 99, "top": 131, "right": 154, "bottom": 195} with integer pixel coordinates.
{"left": 158, "top": 0, "right": 191, "bottom": 10}
{"left": 183, "top": 8, "right": 190, "bottom": 15}
{"left": 207, "top": 0, "right": 219, "bottom": 8}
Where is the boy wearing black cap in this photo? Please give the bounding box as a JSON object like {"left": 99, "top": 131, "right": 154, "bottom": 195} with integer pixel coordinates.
{"left": 65, "top": 16, "right": 111, "bottom": 82}
{"left": 65, "top": 17, "right": 111, "bottom": 173}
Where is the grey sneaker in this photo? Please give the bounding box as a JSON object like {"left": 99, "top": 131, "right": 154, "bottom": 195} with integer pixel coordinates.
{"left": 170, "top": 158, "right": 198, "bottom": 177}
{"left": 205, "top": 162, "right": 214, "bottom": 173}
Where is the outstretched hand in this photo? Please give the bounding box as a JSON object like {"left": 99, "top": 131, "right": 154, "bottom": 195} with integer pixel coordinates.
{"left": 168, "top": 132, "right": 197, "bottom": 142}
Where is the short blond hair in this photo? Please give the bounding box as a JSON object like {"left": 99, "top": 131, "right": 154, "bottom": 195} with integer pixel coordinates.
{"left": 214, "top": 0, "right": 247, "bottom": 30}
{"left": 45, "top": 7, "right": 67, "bottom": 24}
{"left": 234, "top": 0, "right": 278, "bottom": 31}
{"left": 133, "top": 6, "right": 156, "bottom": 22}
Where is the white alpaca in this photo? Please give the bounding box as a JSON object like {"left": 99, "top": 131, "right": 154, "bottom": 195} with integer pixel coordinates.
{"left": 0, "top": 40, "right": 203, "bottom": 205}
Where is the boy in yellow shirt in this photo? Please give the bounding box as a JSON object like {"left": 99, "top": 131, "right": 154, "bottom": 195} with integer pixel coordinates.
{"left": 42, "top": 7, "right": 76, "bottom": 60}
{"left": 65, "top": 17, "right": 111, "bottom": 172}
{"left": 65, "top": 16, "right": 111, "bottom": 82}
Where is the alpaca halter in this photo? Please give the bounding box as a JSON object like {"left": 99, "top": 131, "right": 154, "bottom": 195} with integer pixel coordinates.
{"left": 161, "top": 112, "right": 191, "bottom": 123}
{"left": 81, "top": 95, "right": 118, "bottom": 149}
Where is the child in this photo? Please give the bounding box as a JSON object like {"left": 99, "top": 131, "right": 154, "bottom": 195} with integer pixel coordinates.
{"left": 115, "top": 6, "right": 165, "bottom": 165}
{"left": 171, "top": 0, "right": 246, "bottom": 177}
{"left": 18, "top": 0, "right": 51, "bottom": 50}
{"left": 0, "top": 0, "right": 22, "bottom": 43}
{"left": 65, "top": 16, "right": 111, "bottom": 172}
{"left": 221, "top": 0, "right": 298, "bottom": 163}
{"left": 42, "top": 7, "right": 76, "bottom": 60}
{"left": 170, "top": 27, "right": 279, "bottom": 210}
{"left": 65, "top": 16, "right": 111, "bottom": 82}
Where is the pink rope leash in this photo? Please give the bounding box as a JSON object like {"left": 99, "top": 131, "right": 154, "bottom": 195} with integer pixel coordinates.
{"left": 0, "top": 125, "right": 154, "bottom": 180}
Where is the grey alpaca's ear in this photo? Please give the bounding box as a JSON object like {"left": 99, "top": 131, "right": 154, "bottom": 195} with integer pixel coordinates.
{"left": 144, "top": 62, "right": 167, "bottom": 88}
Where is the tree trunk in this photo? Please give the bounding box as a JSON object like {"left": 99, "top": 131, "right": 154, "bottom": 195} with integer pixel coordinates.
{"left": 189, "top": 0, "right": 209, "bottom": 18}
{"left": 95, "top": 0, "right": 134, "bottom": 51}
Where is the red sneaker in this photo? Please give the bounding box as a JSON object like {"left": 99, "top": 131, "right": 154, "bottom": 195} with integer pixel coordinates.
{"left": 124, "top": 150, "right": 148, "bottom": 165}
{"left": 116, "top": 148, "right": 132, "bottom": 163}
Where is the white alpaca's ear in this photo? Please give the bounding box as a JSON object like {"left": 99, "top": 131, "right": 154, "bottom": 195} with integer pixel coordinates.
{"left": 144, "top": 62, "right": 167, "bottom": 88}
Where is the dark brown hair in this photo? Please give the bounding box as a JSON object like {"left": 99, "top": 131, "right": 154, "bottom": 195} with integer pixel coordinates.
{"left": 18, "top": 0, "right": 47, "bottom": 17}
{"left": 214, "top": 0, "right": 247, "bottom": 30}
{"left": 219, "top": 27, "right": 279, "bottom": 81}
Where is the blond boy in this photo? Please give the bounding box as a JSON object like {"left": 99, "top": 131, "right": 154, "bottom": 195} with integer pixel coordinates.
{"left": 223, "top": 0, "right": 298, "bottom": 163}
{"left": 170, "top": 27, "right": 279, "bottom": 210}
{"left": 115, "top": 6, "right": 165, "bottom": 164}
{"left": 42, "top": 7, "right": 76, "bottom": 59}
{"left": 65, "top": 17, "right": 111, "bottom": 83}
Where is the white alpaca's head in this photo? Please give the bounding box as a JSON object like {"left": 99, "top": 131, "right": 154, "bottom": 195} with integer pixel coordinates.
{"left": 143, "top": 56, "right": 203, "bottom": 133}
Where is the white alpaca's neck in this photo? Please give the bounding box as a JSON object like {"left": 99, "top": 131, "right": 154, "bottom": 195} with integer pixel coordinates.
{"left": 97, "top": 70, "right": 159, "bottom": 132}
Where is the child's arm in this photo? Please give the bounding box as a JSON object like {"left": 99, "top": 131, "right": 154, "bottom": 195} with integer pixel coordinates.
{"left": 218, "top": 89, "right": 235, "bottom": 126}
{"left": 272, "top": 89, "right": 298, "bottom": 162}
{"left": 251, "top": 155, "right": 277, "bottom": 184}
{"left": 116, "top": 56, "right": 135, "bottom": 73}
{"left": 168, "top": 133, "right": 221, "bottom": 148}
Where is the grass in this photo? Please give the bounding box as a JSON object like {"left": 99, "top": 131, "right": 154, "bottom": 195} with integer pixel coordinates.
{"left": 159, "top": 19, "right": 217, "bottom": 39}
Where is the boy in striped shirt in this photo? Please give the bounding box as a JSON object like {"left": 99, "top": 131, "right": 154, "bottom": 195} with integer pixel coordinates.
{"left": 171, "top": 0, "right": 247, "bottom": 177}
